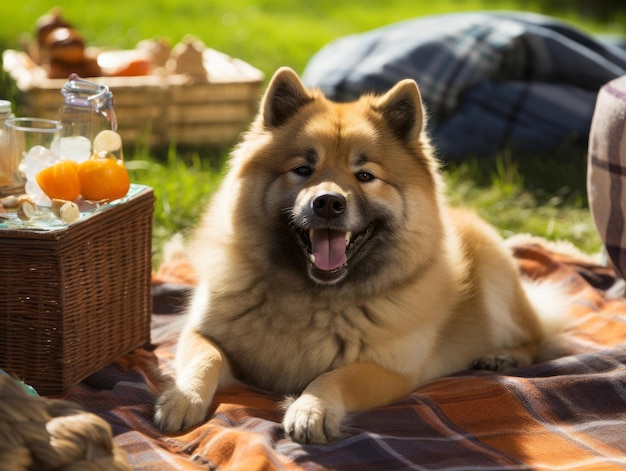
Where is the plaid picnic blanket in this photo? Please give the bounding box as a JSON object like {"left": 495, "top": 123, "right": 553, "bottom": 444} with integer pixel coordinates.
{"left": 301, "top": 12, "right": 626, "bottom": 160}
{"left": 61, "top": 239, "right": 626, "bottom": 470}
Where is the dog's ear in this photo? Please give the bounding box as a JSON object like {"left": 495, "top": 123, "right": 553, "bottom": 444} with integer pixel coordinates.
{"left": 374, "top": 79, "right": 424, "bottom": 143}
{"left": 261, "top": 67, "right": 313, "bottom": 128}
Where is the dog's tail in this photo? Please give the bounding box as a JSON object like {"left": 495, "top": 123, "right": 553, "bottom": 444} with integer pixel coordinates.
{"left": 523, "top": 278, "right": 580, "bottom": 362}
{"left": 504, "top": 234, "right": 600, "bottom": 362}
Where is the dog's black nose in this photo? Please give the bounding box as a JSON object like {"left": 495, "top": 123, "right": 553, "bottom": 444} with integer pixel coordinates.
{"left": 312, "top": 193, "right": 346, "bottom": 219}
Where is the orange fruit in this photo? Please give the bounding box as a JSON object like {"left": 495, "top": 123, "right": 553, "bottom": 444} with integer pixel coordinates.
{"left": 110, "top": 58, "right": 151, "bottom": 77}
{"left": 36, "top": 160, "right": 81, "bottom": 201}
{"left": 77, "top": 156, "right": 130, "bottom": 202}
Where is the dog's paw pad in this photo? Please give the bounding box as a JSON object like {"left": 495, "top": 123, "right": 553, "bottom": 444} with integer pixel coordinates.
{"left": 154, "top": 386, "right": 210, "bottom": 432}
{"left": 471, "top": 354, "right": 518, "bottom": 372}
{"left": 282, "top": 394, "right": 345, "bottom": 444}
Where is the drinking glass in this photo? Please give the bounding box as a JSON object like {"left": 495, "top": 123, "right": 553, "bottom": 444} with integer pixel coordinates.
{"left": 5, "top": 117, "right": 62, "bottom": 204}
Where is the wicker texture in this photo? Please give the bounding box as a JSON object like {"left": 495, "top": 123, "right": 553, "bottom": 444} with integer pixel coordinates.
{"left": 0, "top": 187, "right": 154, "bottom": 395}
{"left": 3, "top": 49, "right": 264, "bottom": 147}
{"left": 0, "top": 373, "right": 131, "bottom": 470}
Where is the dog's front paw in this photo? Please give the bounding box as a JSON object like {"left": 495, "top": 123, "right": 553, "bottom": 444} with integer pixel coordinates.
{"left": 471, "top": 354, "right": 518, "bottom": 372}
{"left": 154, "top": 384, "right": 211, "bottom": 432}
{"left": 282, "top": 394, "right": 345, "bottom": 444}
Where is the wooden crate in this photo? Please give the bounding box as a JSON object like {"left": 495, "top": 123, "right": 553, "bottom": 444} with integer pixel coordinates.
{"left": 3, "top": 49, "right": 264, "bottom": 147}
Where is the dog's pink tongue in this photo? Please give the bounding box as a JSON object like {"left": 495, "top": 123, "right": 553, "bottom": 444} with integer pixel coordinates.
{"left": 311, "top": 229, "right": 347, "bottom": 271}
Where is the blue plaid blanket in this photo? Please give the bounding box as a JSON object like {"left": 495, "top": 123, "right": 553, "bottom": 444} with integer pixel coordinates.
{"left": 302, "top": 12, "right": 626, "bottom": 160}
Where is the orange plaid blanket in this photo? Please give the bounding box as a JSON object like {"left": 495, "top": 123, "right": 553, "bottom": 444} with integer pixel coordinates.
{"left": 63, "top": 240, "right": 626, "bottom": 470}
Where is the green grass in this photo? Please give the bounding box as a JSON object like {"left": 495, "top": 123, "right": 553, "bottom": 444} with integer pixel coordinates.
{"left": 444, "top": 155, "right": 600, "bottom": 253}
{"left": 3, "top": 1, "right": 624, "bottom": 76}
{"left": 2, "top": 0, "right": 620, "bottom": 263}
{"left": 125, "top": 151, "right": 226, "bottom": 260}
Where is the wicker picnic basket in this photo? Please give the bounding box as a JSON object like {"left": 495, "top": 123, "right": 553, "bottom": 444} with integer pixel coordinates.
{"left": 0, "top": 186, "right": 154, "bottom": 396}
{"left": 3, "top": 48, "right": 264, "bottom": 148}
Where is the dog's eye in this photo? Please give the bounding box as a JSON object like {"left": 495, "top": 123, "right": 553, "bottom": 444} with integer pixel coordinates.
{"left": 292, "top": 165, "right": 313, "bottom": 177}
{"left": 355, "top": 171, "right": 375, "bottom": 182}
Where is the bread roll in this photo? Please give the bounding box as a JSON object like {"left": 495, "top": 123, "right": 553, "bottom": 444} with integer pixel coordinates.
{"left": 45, "top": 27, "right": 85, "bottom": 64}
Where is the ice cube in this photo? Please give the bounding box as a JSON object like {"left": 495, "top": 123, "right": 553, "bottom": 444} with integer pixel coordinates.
{"left": 25, "top": 179, "right": 50, "bottom": 206}
{"left": 19, "top": 145, "right": 58, "bottom": 206}
{"left": 20, "top": 145, "right": 58, "bottom": 178}
{"left": 60, "top": 136, "right": 91, "bottom": 163}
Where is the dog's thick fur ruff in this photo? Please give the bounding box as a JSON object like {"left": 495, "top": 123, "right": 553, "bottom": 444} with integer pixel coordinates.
{"left": 154, "top": 67, "right": 564, "bottom": 444}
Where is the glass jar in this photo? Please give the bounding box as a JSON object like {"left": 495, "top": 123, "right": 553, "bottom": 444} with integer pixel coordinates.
{"left": 0, "top": 100, "right": 18, "bottom": 196}
{"left": 57, "top": 74, "right": 118, "bottom": 163}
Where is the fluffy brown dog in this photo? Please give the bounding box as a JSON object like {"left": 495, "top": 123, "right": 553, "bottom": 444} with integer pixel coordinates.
{"left": 154, "top": 67, "right": 565, "bottom": 444}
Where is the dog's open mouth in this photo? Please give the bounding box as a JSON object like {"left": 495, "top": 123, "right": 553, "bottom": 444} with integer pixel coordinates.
{"left": 293, "top": 225, "right": 372, "bottom": 284}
